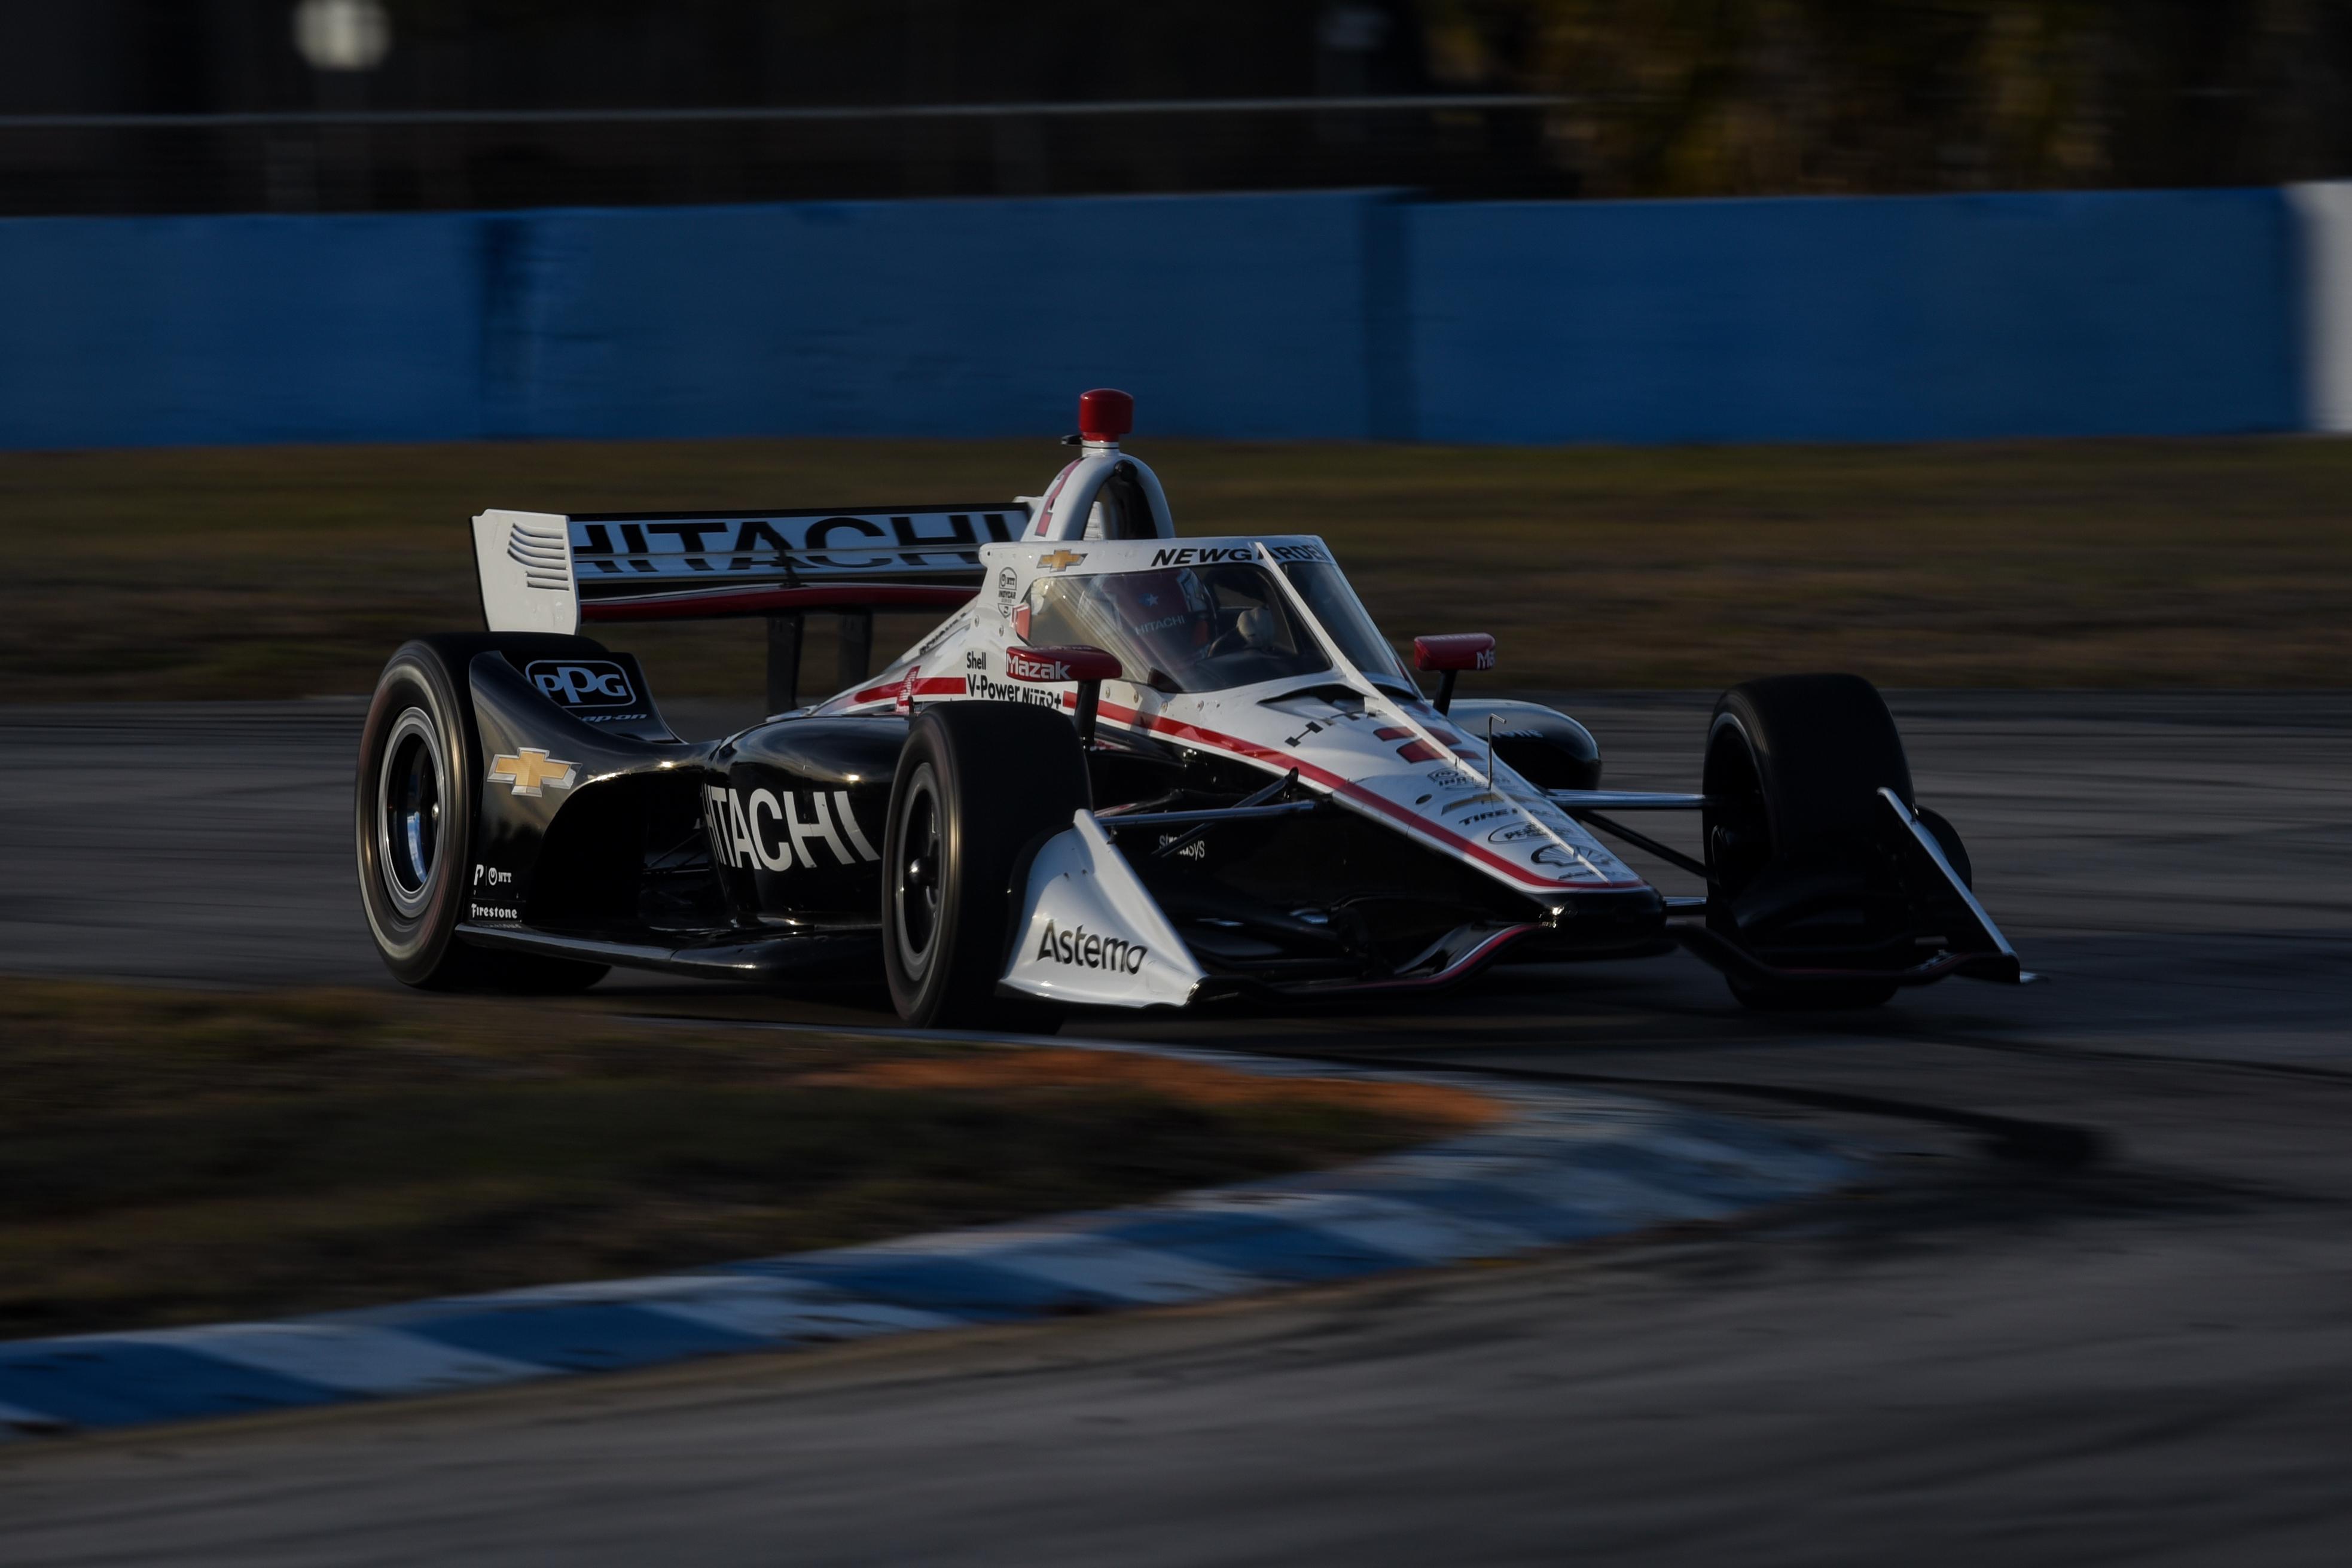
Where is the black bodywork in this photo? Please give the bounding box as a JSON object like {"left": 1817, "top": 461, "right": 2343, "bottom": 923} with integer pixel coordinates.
{"left": 450, "top": 639, "right": 2022, "bottom": 1004}
{"left": 452, "top": 642, "right": 1646, "bottom": 993}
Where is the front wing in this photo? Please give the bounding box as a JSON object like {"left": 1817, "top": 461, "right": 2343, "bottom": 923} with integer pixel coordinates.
{"left": 995, "top": 807, "right": 1549, "bottom": 1010}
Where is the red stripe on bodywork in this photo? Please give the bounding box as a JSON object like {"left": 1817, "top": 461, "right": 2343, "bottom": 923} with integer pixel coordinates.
{"left": 582, "top": 584, "right": 975, "bottom": 622}
{"left": 817, "top": 684, "right": 1627, "bottom": 893}
{"left": 1088, "top": 698, "right": 1624, "bottom": 892}
{"left": 846, "top": 671, "right": 969, "bottom": 707}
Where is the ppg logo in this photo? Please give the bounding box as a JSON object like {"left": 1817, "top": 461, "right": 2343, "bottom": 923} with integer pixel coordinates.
{"left": 524, "top": 659, "right": 636, "bottom": 709}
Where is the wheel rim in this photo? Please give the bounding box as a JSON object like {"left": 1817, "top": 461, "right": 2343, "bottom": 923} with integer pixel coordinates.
{"left": 377, "top": 707, "right": 446, "bottom": 920}
{"left": 892, "top": 765, "right": 942, "bottom": 978}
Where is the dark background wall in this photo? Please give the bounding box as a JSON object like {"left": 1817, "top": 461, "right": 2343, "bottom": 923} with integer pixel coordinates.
{"left": 2, "top": 3, "right": 2350, "bottom": 216}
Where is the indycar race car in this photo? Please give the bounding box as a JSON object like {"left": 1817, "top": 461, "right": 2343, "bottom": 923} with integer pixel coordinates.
{"left": 358, "top": 389, "right": 2028, "bottom": 1027}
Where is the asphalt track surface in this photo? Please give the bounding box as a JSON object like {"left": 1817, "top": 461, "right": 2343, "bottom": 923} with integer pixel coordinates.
{"left": 4, "top": 691, "right": 2350, "bottom": 1565}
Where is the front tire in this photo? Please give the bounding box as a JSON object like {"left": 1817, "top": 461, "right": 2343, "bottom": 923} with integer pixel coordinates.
{"left": 883, "top": 703, "right": 1090, "bottom": 1030}
{"left": 1703, "top": 673, "right": 1914, "bottom": 1011}
{"left": 356, "top": 637, "right": 608, "bottom": 993}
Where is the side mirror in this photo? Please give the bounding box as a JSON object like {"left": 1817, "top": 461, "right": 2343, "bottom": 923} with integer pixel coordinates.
{"left": 1413, "top": 634, "right": 1495, "bottom": 715}
{"left": 1006, "top": 644, "right": 1122, "bottom": 747}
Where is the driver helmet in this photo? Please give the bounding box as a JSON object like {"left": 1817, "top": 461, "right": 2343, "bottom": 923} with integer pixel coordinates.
{"left": 1099, "top": 566, "right": 1215, "bottom": 649}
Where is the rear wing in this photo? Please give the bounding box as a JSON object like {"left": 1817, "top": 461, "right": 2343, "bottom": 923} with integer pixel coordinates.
{"left": 471, "top": 504, "right": 1032, "bottom": 634}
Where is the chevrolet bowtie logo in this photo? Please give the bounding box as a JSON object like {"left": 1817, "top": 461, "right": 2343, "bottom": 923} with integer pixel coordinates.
{"left": 1038, "top": 549, "right": 1085, "bottom": 571}
{"left": 488, "top": 748, "right": 578, "bottom": 797}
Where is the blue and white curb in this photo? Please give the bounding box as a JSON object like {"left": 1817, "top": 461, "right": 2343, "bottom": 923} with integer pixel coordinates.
{"left": 0, "top": 1041, "right": 1860, "bottom": 1438}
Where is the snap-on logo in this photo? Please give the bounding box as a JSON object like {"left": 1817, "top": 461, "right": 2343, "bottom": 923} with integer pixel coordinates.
{"left": 1035, "top": 919, "right": 1147, "bottom": 974}
{"left": 525, "top": 659, "right": 637, "bottom": 710}
{"left": 916, "top": 614, "right": 969, "bottom": 658}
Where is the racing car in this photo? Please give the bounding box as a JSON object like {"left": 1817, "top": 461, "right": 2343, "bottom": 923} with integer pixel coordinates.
{"left": 357, "top": 389, "right": 2028, "bottom": 1027}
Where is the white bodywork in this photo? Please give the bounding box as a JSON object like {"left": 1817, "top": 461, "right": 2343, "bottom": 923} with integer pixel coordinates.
{"left": 795, "top": 443, "right": 1640, "bottom": 1009}
{"left": 1000, "top": 812, "right": 1208, "bottom": 1008}
{"left": 1024, "top": 438, "right": 1177, "bottom": 542}
{"left": 473, "top": 429, "right": 1645, "bottom": 1013}
{"left": 815, "top": 533, "right": 1636, "bottom": 907}
{"left": 472, "top": 509, "right": 581, "bottom": 634}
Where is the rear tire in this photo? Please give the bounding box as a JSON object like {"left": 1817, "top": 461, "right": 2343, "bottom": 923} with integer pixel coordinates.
{"left": 883, "top": 703, "right": 1090, "bottom": 1030}
{"left": 356, "top": 636, "right": 610, "bottom": 993}
{"left": 1703, "top": 673, "right": 1913, "bottom": 1011}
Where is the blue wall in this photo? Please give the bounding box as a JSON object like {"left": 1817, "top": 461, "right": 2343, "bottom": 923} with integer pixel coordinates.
{"left": 0, "top": 187, "right": 2307, "bottom": 450}
{"left": 1408, "top": 188, "right": 2302, "bottom": 443}
{"left": 480, "top": 193, "right": 1390, "bottom": 442}
{"left": 0, "top": 212, "right": 486, "bottom": 447}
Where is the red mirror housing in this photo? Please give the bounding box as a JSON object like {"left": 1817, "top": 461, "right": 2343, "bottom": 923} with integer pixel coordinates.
{"left": 1413, "top": 633, "right": 1496, "bottom": 673}
{"left": 1006, "top": 643, "right": 1121, "bottom": 747}
{"left": 1412, "top": 634, "right": 1494, "bottom": 715}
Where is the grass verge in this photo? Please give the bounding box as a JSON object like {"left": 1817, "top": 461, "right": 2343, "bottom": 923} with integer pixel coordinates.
{"left": 0, "top": 978, "right": 1488, "bottom": 1340}
{"left": 4, "top": 434, "right": 2348, "bottom": 699}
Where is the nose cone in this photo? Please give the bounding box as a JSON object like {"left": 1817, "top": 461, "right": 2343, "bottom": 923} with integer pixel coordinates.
{"left": 1261, "top": 695, "right": 1643, "bottom": 895}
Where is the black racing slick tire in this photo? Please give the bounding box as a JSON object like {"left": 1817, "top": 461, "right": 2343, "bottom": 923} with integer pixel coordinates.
{"left": 356, "top": 636, "right": 609, "bottom": 994}
{"left": 1703, "top": 673, "right": 1913, "bottom": 1011}
{"left": 882, "top": 702, "right": 1091, "bottom": 1030}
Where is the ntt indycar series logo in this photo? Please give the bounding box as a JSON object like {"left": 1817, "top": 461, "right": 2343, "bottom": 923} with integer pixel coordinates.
{"left": 1035, "top": 919, "right": 1148, "bottom": 974}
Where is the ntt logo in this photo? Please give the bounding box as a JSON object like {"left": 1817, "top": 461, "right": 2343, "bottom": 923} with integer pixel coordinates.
{"left": 1035, "top": 919, "right": 1147, "bottom": 974}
